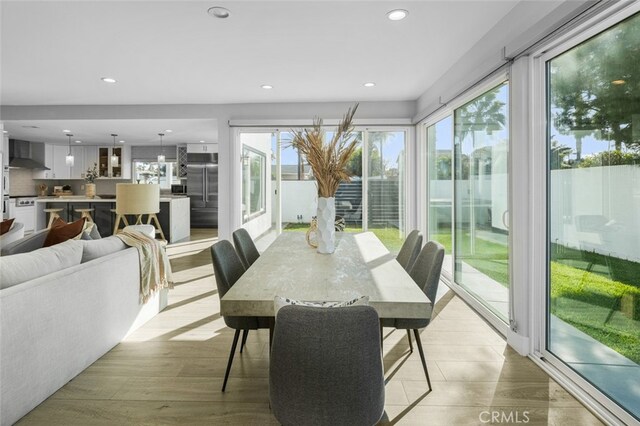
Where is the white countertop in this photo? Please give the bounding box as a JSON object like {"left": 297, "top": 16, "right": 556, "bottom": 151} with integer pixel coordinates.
{"left": 36, "top": 196, "right": 188, "bottom": 203}
{"left": 221, "top": 232, "right": 432, "bottom": 319}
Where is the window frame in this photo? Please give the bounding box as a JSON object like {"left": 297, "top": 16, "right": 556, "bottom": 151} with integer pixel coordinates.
{"left": 242, "top": 145, "right": 267, "bottom": 223}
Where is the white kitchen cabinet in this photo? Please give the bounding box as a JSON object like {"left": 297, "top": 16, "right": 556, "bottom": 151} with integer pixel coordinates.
{"left": 70, "top": 146, "right": 85, "bottom": 179}
{"left": 32, "top": 144, "right": 76, "bottom": 179}
{"left": 187, "top": 143, "right": 217, "bottom": 154}
{"left": 52, "top": 145, "right": 70, "bottom": 179}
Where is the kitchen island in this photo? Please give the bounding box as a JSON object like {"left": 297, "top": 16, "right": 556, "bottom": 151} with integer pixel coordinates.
{"left": 35, "top": 196, "right": 190, "bottom": 243}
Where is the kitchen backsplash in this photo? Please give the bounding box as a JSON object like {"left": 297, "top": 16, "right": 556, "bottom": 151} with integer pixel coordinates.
{"left": 9, "top": 168, "right": 132, "bottom": 196}
{"left": 9, "top": 168, "right": 38, "bottom": 196}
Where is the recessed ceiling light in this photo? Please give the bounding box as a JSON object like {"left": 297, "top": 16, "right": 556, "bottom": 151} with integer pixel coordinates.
{"left": 2, "top": 130, "right": 8, "bottom": 134}
{"left": 261, "top": 84, "right": 273, "bottom": 90}
{"left": 101, "top": 77, "right": 117, "bottom": 83}
{"left": 387, "top": 9, "right": 408, "bottom": 21}
{"left": 165, "top": 129, "right": 173, "bottom": 133}
{"left": 612, "top": 79, "right": 626, "bottom": 85}
{"left": 119, "top": 140, "right": 125, "bottom": 143}
{"left": 364, "top": 82, "right": 376, "bottom": 87}
{"left": 63, "top": 129, "right": 71, "bottom": 133}
{"left": 200, "top": 140, "right": 205, "bottom": 143}
{"left": 208, "top": 6, "right": 230, "bottom": 19}
{"left": 75, "top": 140, "right": 82, "bottom": 143}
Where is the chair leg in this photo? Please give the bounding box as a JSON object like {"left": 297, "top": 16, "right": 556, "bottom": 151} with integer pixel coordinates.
{"left": 222, "top": 329, "right": 241, "bottom": 392}
{"left": 380, "top": 323, "right": 384, "bottom": 351}
{"left": 407, "top": 329, "right": 413, "bottom": 352}
{"left": 240, "top": 329, "right": 249, "bottom": 353}
{"left": 413, "top": 329, "right": 432, "bottom": 391}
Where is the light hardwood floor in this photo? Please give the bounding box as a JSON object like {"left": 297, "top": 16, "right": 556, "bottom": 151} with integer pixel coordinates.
{"left": 18, "top": 229, "right": 604, "bottom": 425}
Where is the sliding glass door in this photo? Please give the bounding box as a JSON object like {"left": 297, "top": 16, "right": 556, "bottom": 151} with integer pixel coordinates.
{"left": 240, "top": 128, "right": 407, "bottom": 251}
{"left": 367, "top": 131, "right": 406, "bottom": 252}
{"left": 453, "top": 82, "right": 510, "bottom": 321}
{"left": 546, "top": 11, "right": 640, "bottom": 420}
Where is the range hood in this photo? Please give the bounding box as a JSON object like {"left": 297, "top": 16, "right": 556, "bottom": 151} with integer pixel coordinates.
{"left": 8, "top": 139, "right": 49, "bottom": 170}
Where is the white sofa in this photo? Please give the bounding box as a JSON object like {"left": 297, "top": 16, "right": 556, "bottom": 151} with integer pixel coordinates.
{"left": 0, "top": 237, "right": 168, "bottom": 425}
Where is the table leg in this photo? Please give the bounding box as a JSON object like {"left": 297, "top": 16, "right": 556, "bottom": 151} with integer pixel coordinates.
{"left": 268, "top": 317, "right": 275, "bottom": 352}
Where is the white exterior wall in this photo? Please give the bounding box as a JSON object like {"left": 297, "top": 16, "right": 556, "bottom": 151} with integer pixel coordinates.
{"left": 550, "top": 165, "right": 640, "bottom": 262}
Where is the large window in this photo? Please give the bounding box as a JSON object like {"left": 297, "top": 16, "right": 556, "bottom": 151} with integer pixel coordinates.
{"left": 242, "top": 146, "right": 266, "bottom": 223}
{"left": 547, "top": 11, "right": 640, "bottom": 420}
{"left": 427, "top": 116, "right": 453, "bottom": 274}
{"left": 133, "top": 161, "right": 179, "bottom": 189}
{"left": 454, "top": 82, "right": 509, "bottom": 321}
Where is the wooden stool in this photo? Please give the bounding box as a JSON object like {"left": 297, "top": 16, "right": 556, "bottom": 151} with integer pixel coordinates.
{"left": 75, "top": 208, "right": 94, "bottom": 223}
{"left": 111, "top": 209, "right": 129, "bottom": 234}
{"left": 44, "top": 208, "right": 64, "bottom": 228}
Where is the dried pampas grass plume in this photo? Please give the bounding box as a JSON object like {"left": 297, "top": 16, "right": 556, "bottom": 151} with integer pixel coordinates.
{"left": 290, "top": 103, "right": 359, "bottom": 198}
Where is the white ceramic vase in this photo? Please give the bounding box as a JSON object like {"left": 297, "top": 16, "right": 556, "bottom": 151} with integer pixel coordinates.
{"left": 316, "top": 196, "right": 335, "bottom": 254}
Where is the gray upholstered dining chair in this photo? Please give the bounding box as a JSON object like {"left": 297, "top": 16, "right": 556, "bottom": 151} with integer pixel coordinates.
{"left": 270, "top": 305, "right": 385, "bottom": 426}
{"left": 232, "top": 228, "right": 260, "bottom": 269}
{"left": 210, "top": 240, "right": 270, "bottom": 392}
{"left": 382, "top": 240, "right": 445, "bottom": 391}
{"left": 396, "top": 229, "right": 423, "bottom": 272}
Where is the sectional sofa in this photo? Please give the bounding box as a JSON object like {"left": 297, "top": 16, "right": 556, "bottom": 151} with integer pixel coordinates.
{"left": 0, "top": 234, "right": 168, "bottom": 425}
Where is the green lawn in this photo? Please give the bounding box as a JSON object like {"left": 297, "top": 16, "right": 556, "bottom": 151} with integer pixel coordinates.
{"left": 432, "top": 231, "right": 509, "bottom": 286}
{"left": 432, "top": 228, "right": 639, "bottom": 364}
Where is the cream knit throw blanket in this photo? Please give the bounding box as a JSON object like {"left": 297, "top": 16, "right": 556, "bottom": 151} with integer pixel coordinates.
{"left": 116, "top": 229, "right": 174, "bottom": 303}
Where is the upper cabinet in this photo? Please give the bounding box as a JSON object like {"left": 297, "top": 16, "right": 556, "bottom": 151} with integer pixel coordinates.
{"left": 96, "top": 145, "right": 131, "bottom": 179}
{"left": 187, "top": 143, "right": 218, "bottom": 153}
{"left": 32, "top": 144, "right": 72, "bottom": 179}
{"left": 32, "top": 144, "right": 130, "bottom": 180}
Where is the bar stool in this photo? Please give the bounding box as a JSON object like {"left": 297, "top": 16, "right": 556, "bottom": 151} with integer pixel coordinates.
{"left": 74, "top": 208, "right": 94, "bottom": 223}
{"left": 44, "top": 208, "right": 64, "bottom": 228}
{"left": 111, "top": 208, "right": 129, "bottom": 232}
{"left": 114, "top": 183, "right": 166, "bottom": 241}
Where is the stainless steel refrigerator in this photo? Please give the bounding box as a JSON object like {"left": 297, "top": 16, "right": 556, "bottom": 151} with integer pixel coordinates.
{"left": 187, "top": 153, "right": 218, "bottom": 227}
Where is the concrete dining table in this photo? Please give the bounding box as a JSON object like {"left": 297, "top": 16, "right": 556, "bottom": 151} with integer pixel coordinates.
{"left": 220, "top": 231, "right": 431, "bottom": 322}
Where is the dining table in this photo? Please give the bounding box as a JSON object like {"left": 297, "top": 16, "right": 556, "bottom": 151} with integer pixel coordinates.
{"left": 220, "top": 231, "right": 432, "bottom": 322}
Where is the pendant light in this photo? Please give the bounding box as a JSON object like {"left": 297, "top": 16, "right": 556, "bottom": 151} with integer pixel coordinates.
{"left": 157, "top": 133, "right": 165, "bottom": 163}
{"left": 65, "top": 133, "right": 74, "bottom": 166}
{"left": 110, "top": 134, "right": 119, "bottom": 166}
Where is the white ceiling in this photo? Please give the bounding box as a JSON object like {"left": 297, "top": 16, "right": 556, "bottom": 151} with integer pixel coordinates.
{"left": 3, "top": 119, "right": 217, "bottom": 146}
{"left": 1, "top": 1, "right": 520, "bottom": 106}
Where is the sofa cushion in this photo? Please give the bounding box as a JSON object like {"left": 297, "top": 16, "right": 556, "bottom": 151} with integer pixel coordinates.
{"left": 81, "top": 236, "right": 127, "bottom": 263}
{"left": 0, "top": 229, "right": 49, "bottom": 256}
{"left": 43, "top": 217, "right": 86, "bottom": 247}
{"left": 0, "top": 218, "right": 15, "bottom": 236}
{"left": 0, "top": 240, "right": 83, "bottom": 289}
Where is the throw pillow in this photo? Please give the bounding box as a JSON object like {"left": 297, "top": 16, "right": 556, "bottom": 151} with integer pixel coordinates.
{"left": 80, "top": 221, "right": 102, "bottom": 240}
{"left": 0, "top": 218, "right": 15, "bottom": 235}
{"left": 274, "top": 295, "right": 369, "bottom": 315}
{"left": 42, "top": 217, "right": 86, "bottom": 247}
